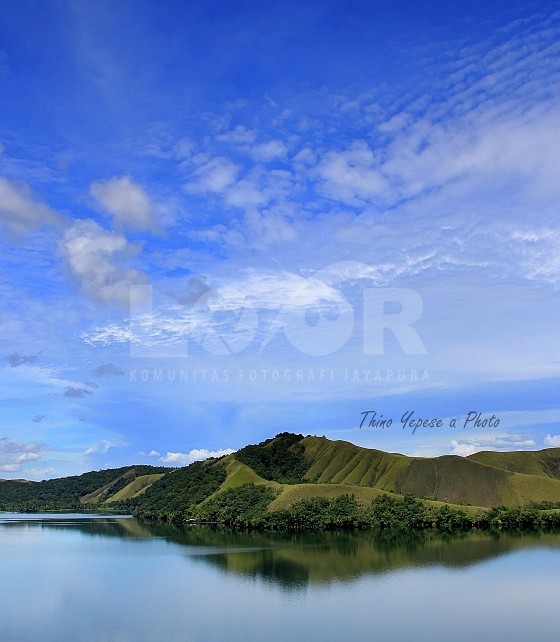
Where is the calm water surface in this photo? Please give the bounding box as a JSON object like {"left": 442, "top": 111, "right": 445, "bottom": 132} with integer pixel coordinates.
{"left": 1, "top": 513, "right": 559, "bottom": 641}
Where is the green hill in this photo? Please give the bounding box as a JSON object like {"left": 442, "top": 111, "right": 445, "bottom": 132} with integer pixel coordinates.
{"left": 127, "top": 433, "right": 560, "bottom": 524}
{"left": 0, "top": 465, "right": 168, "bottom": 511}
{"left": 295, "top": 436, "right": 560, "bottom": 507}
{"left": 468, "top": 448, "right": 560, "bottom": 478}
{"left": 4, "top": 434, "right": 560, "bottom": 525}
{"left": 105, "top": 473, "right": 166, "bottom": 502}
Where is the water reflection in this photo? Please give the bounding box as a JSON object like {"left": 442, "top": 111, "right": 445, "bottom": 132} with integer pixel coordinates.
{"left": 182, "top": 529, "right": 560, "bottom": 588}
{"left": 2, "top": 513, "right": 560, "bottom": 589}
{"left": 0, "top": 512, "right": 153, "bottom": 539}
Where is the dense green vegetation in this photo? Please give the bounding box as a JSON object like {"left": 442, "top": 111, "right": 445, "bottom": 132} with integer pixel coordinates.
{"left": 3, "top": 433, "right": 560, "bottom": 536}
{"left": 195, "top": 484, "right": 277, "bottom": 527}
{"left": 138, "top": 488, "right": 560, "bottom": 534}
{"left": 235, "top": 432, "right": 310, "bottom": 483}
{"left": 133, "top": 459, "right": 227, "bottom": 521}
{"left": 0, "top": 465, "right": 167, "bottom": 512}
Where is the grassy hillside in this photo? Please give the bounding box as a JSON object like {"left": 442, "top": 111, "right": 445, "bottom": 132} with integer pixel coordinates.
{"left": 0, "top": 465, "right": 168, "bottom": 511}
{"left": 297, "top": 437, "right": 560, "bottom": 507}
{"left": 133, "top": 459, "right": 228, "bottom": 520}
{"left": 302, "top": 436, "right": 410, "bottom": 488}
{"left": 4, "top": 433, "right": 560, "bottom": 527}
{"left": 127, "top": 434, "right": 560, "bottom": 522}
{"left": 105, "top": 473, "right": 166, "bottom": 502}
{"left": 469, "top": 448, "right": 560, "bottom": 478}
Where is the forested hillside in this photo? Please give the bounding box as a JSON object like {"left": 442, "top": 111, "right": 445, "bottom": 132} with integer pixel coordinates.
{"left": 0, "top": 465, "right": 168, "bottom": 511}
{"left": 3, "top": 433, "right": 560, "bottom": 533}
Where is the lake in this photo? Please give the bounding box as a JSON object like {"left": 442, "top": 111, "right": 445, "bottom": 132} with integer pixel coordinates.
{"left": 1, "top": 513, "right": 559, "bottom": 641}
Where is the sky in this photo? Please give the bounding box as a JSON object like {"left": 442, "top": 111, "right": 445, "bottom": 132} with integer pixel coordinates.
{"left": 1, "top": 0, "right": 560, "bottom": 479}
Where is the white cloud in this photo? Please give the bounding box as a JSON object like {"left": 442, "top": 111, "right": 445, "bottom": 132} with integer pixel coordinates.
{"left": 377, "top": 111, "right": 410, "bottom": 134}
{"left": 316, "top": 141, "right": 391, "bottom": 206}
{"left": 82, "top": 268, "right": 351, "bottom": 349}
{"left": 508, "top": 228, "right": 560, "bottom": 286}
{"left": 185, "top": 157, "right": 240, "bottom": 194}
{"left": 85, "top": 438, "right": 125, "bottom": 455}
{"left": 250, "top": 140, "right": 288, "bottom": 162}
{"left": 241, "top": 210, "right": 297, "bottom": 247}
{"left": 82, "top": 322, "right": 135, "bottom": 346}
{"left": 0, "top": 438, "right": 46, "bottom": 473}
{"left": 159, "top": 448, "right": 234, "bottom": 466}
{"left": 170, "top": 20, "right": 559, "bottom": 288}
{"left": 0, "top": 177, "right": 61, "bottom": 236}
{"left": 224, "top": 168, "right": 293, "bottom": 211}
{"left": 12, "top": 452, "right": 40, "bottom": 463}
{"left": 215, "top": 271, "right": 344, "bottom": 310}
{"left": 0, "top": 464, "right": 20, "bottom": 472}
{"left": 0, "top": 438, "right": 44, "bottom": 454}
{"left": 450, "top": 435, "right": 537, "bottom": 457}
{"left": 61, "top": 219, "right": 148, "bottom": 306}
{"left": 293, "top": 147, "right": 317, "bottom": 166}
{"left": 215, "top": 125, "right": 257, "bottom": 145}
{"left": 90, "top": 176, "right": 158, "bottom": 232}
{"left": 544, "top": 434, "right": 560, "bottom": 448}
{"left": 224, "top": 177, "right": 269, "bottom": 209}
{"left": 137, "top": 449, "right": 161, "bottom": 457}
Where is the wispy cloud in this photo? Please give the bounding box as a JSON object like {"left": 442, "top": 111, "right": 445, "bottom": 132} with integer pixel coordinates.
{"left": 169, "top": 10, "right": 560, "bottom": 288}
{"left": 0, "top": 177, "right": 62, "bottom": 237}
{"left": 82, "top": 268, "right": 355, "bottom": 351}
{"left": 84, "top": 438, "right": 126, "bottom": 455}
{"left": 2, "top": 3, "right": 559, "bottom": 478}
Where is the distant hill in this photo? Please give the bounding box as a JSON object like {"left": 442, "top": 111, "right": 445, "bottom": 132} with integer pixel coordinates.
{"left": 3, "top": 434, "right": 560, "bottom": 519}
{"left": 0, "top": 465, "right": 169, "bottom": 511}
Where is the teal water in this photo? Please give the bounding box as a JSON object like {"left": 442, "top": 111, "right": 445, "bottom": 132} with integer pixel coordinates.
{"left": 1, "top": 513, "right": 559, "bottom": 641}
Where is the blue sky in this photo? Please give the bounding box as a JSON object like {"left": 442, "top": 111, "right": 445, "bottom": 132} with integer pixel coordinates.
{"left": 1, "top": 0, "right": 560, "bottom": 479}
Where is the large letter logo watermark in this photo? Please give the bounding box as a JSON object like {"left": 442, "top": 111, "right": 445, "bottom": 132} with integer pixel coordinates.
{"left": 189, "top": 289, "right": 259, "bottom": 356}
{"left": 363, "top": 288, "right": 427, "bottom": 355}
{"left": 128, "top": 264, "right": 427, "bottom": 359}
{"left": 261, "top": 262, "right": 355, "bottom": 357}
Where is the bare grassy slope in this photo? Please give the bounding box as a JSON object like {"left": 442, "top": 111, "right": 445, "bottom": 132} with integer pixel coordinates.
{"left": 296, "top": 436, "right": 560, "bottom": 507}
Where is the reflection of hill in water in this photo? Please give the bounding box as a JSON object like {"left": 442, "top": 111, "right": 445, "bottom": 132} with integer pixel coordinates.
{"left": 144, "top": 522, "right": 560, "bottom": 588}
{"left": 3, "top": 515, "right": 560, "bottom": 588}
{"left": 0, "top": 514, "right": 154, "bottom": 539}
{"left": 185, "top": 531, "right": 560, "bottom": 588}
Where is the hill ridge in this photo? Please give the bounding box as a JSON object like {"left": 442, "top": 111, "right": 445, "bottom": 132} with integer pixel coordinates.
{"left": 3, "top": 434, "right": 560, "bottom": 513}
